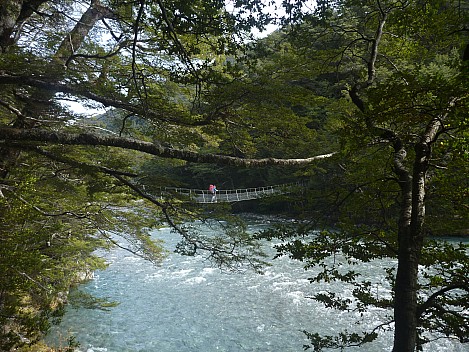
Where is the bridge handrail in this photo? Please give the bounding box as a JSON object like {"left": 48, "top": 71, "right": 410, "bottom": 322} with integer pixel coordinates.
{"left": 146, "top": 182, "right": 306, "bottom": 203}
{"left": 160, "top": 182, "right": 301, "bottom": 196}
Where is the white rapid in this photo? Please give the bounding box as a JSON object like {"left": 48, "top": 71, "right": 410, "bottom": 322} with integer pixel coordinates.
{"left": 46, "top": 219, "right": 467, "bottom": 352}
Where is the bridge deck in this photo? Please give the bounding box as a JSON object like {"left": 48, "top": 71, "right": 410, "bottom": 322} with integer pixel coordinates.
{"left": 161, "top": 184, "right": 298, "bottom": 203}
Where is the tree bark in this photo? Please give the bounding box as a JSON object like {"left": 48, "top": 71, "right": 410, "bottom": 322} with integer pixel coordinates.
{"left": 392, "top": 119, "right": 442, "bottom": 351}
{"left": 393, "top": 223, "right": 421, "bottom": 351}
{"left": 55, "top": 0, "right": 116, "bottom": 62}
{"left": 0, "top": 1, "right": 115, "bottom": 179}
{"left": 0, "top": 0, "right": 50, "bottom": 51}
{"left": 0, "top": 127, "right": 336, "bottom": 167}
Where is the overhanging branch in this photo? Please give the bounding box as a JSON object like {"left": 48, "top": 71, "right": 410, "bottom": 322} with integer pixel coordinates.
{"left": 0, "top": 128, "right": 336, "bottom": 167}
{"left": 417, "top": 283, "right": 469, "bottom": 318}
{"left": 0, "top": 74, "right": 209, "bottom": 126}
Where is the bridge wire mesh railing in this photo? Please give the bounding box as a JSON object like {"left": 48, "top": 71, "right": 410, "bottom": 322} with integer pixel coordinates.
{"left": 155, "top": 182, "right": 305, "bottom": 203}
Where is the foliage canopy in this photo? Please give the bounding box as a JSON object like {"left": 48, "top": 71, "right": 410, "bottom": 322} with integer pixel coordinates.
{"left": 0, "top": 0, "right": 468, "bottom": 351}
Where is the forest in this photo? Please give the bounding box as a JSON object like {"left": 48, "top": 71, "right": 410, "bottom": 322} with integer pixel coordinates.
{"left": 0, "top": 1, "right": 468, "bottom": 351}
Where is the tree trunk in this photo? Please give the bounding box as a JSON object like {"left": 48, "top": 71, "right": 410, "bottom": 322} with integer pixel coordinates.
{"left": 393, "top": 224, "right": 422, "bottom": 351}
{"left": 392, "top": 119, "right": 441, "bottom": 351}
{"left": 0, "top": 1, "right": 114, "bottom": 179}
{"left": 392, "top": 140, "right": 418, "bottom": 351}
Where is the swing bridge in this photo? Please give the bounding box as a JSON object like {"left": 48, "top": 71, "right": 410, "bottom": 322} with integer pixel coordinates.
{"left": 156, "top": 183, "right": 305, "bottom": 204}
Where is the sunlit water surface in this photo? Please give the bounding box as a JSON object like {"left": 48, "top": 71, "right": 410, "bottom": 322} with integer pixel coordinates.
{"left": 46, "top": 219, "right": 467, "bottom": 352}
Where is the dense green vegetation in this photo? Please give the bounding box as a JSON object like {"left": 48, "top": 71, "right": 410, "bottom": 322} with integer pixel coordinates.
{"left": 0, "top": 1, "right": 468, "bottom": 351}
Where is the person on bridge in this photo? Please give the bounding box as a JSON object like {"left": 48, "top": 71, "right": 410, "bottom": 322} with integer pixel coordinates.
{"left": 209, "top": 184, "right": 217, "bottom": 202}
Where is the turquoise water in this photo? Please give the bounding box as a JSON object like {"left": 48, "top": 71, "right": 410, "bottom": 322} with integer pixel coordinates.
{"left": 46, "top": 221, "right": 467, "bottom": 352}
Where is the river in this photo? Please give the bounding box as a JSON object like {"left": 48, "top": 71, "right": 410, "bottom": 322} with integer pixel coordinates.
{"left": 46, "top": 218, "right": 467, "bottom": 352}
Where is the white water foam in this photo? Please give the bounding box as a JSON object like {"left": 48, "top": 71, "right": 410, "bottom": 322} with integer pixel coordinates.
{"left": 46, "top": 223, "right": 468, "bottom": 352}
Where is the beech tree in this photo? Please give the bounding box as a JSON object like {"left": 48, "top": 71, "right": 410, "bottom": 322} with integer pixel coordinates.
{"left": 0, "top": 1, "right": 467, "bottom": 351}
{"left": 0, "top": 1, "right": 331, "bottom": 349}
{"left": 256, "top": 1, "right": 469, "bottom": 351}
